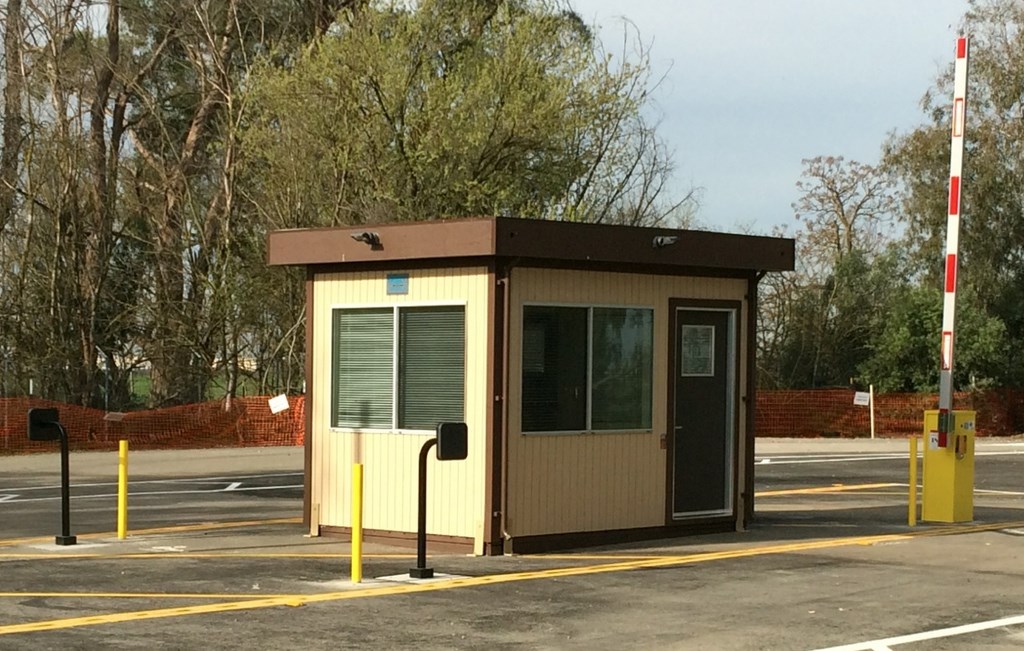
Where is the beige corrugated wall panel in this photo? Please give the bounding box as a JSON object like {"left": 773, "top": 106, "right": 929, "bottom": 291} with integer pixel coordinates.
{"left": 311, "top": 267, "right": 490, "bottom": 542}
{"left": 507, "top": 267, "right": 747, "bottom": 536}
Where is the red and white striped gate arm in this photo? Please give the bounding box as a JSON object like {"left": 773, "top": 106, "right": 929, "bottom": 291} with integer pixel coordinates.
{"left": 938, "top": 36, "right": 969, "bottom": 447}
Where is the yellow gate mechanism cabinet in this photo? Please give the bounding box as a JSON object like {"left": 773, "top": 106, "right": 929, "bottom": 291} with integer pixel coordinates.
{"left": 921, "top": 410, "right": 975, "bottom": 523}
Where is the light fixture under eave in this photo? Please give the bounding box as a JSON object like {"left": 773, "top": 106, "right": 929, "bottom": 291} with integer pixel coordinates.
{"left": 351, "top": 231, "right": 381, "bottom": 246}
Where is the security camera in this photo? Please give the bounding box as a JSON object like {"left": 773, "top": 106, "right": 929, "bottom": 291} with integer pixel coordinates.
{"left": 652, "top": 235, "right": 679, "bottom": 248}
{"left": 351, "top": 231, "right": 381, "bottom": 246}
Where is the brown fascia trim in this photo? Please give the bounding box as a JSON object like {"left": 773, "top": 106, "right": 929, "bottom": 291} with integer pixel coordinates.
{"left": 300, "top": 257, "right": 496, "bottom": 276}
{"left": 508, "top": 519, "right": 735, "bottom": 554}
{"left": 493, "top": 218, "right": 794, "bottom": 273}
{"left": 484, "top": 261, "right": 507, "bottom": 556}
{"left": 744, "top": 272, "right": 763, "bottom": 525}
{"left": 301, "top": 256, "right": 754, "bottom": 281}
{"left": 267, "top": 217, "right": 795, "bottom": 274}
{"left": 320, "top": 526, "right": 476, "bottom": 555}
{"left": 303, "top": 268, "right": 314, "bottom": 532}
{"left": 267, "top": 218, "right": 496, "bottom": 266}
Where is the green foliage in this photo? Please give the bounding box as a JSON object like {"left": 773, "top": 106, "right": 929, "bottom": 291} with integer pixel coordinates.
{"left": 240, "top": 0, "right": 690, "bottom": 227}
{"left": 2, "top": 0, "right": 691, "bottom": 407}
{"left": 760, "top": 154, "right": 902, "bottom": 389}
{"left": 858, "top": 285, "right": 1009, "bottom": 392}
{"left": 761, "top": 0, "right": 1024, "bottom": 394}
{"left": 876, "top": 0, "right": 1024, "bottom": 391}
{"left": 765, "top": 247, "right": 903, "bottom": 388}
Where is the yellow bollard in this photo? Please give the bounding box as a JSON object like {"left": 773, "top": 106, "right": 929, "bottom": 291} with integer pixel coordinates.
{"left": 117, "top": 439, "right": 128, "bottom": 539}
{"left": 351, "top": 463, "right": 363, "bottom": 583}
{"left": 908, "top": 436, "right": 918, "bottom": 527}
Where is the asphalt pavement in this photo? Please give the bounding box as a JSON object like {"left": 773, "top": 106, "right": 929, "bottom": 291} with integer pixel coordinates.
{"left": 2, "top": 439, "right": 1024, "bottom": 650}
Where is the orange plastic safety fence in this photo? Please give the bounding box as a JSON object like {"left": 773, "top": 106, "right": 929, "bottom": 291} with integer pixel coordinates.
{"left": 0, "top": 396, "right": 305, "bottom": 454}
{"left": 2, "top": 389, "right": 1023, "bottom": 454}
{"left": 755, "top": 388, "right": 1024, "bottom": 438}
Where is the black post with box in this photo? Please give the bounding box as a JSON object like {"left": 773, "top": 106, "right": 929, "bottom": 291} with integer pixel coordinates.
{"left": 409, "top": 422, "right": 468, "bottom": 579}
{"left": 27, "top": 408, "right": 77, "bottom": 545}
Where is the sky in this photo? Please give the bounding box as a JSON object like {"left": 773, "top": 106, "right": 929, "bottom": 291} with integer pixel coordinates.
{"left": 569, "top": 0, "right": 972, "bottom": 234}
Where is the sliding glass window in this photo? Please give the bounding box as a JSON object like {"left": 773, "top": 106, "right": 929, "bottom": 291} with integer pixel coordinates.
{"left": 522, "top": 305, "right": 653, "bottom": 433}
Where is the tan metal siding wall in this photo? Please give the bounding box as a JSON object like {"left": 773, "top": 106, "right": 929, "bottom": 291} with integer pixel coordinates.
{"left": 507, "top": 267, "right": 747, "bottom": 536}
{"left": 311, "top": 267, "right": 489, "bottom": 542}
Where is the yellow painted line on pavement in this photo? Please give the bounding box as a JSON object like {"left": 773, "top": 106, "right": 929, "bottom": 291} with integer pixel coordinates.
{"left": 0, "top": 592, "right": 291, "bottom": 600}
{"left": 907, "top": 520, "right": 1024, "bottom": 538}
{"left": 0, "top": 552, "right": 414, "bottom": 560}
{"left": 4, "top": 520, "right": 1024, "bottom": 636}
{"left": 0, "top": 517, "right": 302, "bottom": 547}
{"left": 756, "top": 482, "right": 898, "bottom": 497}
{"left": 525, "top": 554, "right": 665, "bottom": 561}
{"left": 106, "top": 517, "right": 303, "bottom": 536}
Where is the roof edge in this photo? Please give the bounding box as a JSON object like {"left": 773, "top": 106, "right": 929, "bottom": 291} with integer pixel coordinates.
{"left": 267, "top": 217, "right": 795, "bottom": 273}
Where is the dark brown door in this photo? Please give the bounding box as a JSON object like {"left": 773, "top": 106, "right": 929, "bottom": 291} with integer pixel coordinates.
{"left": 672, "top": 308, "right": 735, "bottom": 517}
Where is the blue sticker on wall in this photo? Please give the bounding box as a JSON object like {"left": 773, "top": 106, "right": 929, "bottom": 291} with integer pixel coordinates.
{"left": 387, "top": 273, "right": 410, "bottom": 295}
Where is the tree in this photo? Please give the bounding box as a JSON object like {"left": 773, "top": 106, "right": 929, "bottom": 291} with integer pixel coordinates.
{"left": 858, "top": 284, "right": 1010, "bottom": 392}
{"left": 884, "top": 0, "right": 1024, "bottom": 385}
{"left": 792, "top": 156, "right": 895, "bottom": 277}
{"left": 758, "top": 156, "right": 899, "bottom": 388}
{"left": 240, "top": 0, "right": 693, "bottom": 229}
{"left": 0, "top": 0, "right": 135, "bottom": 404}
{"left": 85, "top": 0, "right": 357, "bottom": 406}
{"left": 761, "top": 247, "right": 905, "bottom": 389}
{"left": 0, "top": 0, "right": 358, "bottom": 406}
{"left": 0, "top": 0, "right": 694, "bottom": 407}
{"left": 1, "top": 0, "right": 25, "bottom": 238}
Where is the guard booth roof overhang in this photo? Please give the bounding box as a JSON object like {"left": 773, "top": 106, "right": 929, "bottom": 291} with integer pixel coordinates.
{"left": 268, "top": 217, "right": 795, "bottom": 555}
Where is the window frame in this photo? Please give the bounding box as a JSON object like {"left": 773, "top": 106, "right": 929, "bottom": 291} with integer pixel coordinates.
{"left": 520, "top": 301, "right": 655, "bottom": 436}
{"left": 329, "top": 301, "right": 467, "bottom": 434}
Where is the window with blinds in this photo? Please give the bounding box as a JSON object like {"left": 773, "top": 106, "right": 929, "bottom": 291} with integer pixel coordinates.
{"left": 399, "top": 307, "right": 465, "bottom": 429}
{"left": 331, "top": 305, "right": 465, "bottom": 431}
{"left": 332, "top": 308, "right": 393, "bottom": 429}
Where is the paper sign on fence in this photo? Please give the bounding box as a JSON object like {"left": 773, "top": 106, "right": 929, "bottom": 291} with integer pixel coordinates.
{"left": 268, "top": 394, "right": 290, "bottom": 414}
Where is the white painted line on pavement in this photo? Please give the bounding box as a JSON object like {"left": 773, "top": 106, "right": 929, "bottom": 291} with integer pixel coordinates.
{"left": 0, "top": 484, "right": 303, "bottom": 504}
{"left": 757, "top": 450, "right": 1024, "bottom": 465}
{"left": 974, "top": 488, "right": 1024, "bottom": 496}
{"left": 758, "top": 453, "right": 891, "bottom": 461}
{"left": 0, "top": 472, "right": 302, "bottom": 493}
{"left": 813, "top": 613, "right": 1024, "bottom": 651}
{"left": 758, "top": 454, "right": 914, "bottom": 465}
{"left": 163, "top": 472, "right": 304, "bottom": 483}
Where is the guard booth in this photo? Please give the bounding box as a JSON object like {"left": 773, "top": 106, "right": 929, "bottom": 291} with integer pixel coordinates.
{"left": 268, "top": 217, "right": 794, "bottom": 554}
